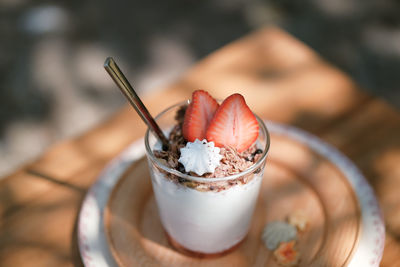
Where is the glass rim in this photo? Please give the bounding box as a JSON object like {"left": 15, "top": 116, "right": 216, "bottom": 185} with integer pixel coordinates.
{"left": 144, "top": 100, "right": 270, "bottom": 182}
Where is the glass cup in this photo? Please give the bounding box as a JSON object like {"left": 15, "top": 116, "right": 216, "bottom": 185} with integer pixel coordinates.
{"left": 144, "top": 100, "right": 270, "bottom": 257}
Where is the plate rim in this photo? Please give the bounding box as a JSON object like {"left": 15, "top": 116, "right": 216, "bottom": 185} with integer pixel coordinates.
{"left": 77, "top": 121, "right": 385, "bottom": 267}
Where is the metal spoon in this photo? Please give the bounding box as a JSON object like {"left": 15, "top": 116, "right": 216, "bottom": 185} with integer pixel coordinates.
{"left": 104, "top": 57, "right": 169, "bottom": 149}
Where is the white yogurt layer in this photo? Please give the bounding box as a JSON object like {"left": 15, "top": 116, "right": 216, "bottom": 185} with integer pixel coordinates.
{"left": 149, "top": 167, "right": 263, "bottom": 254}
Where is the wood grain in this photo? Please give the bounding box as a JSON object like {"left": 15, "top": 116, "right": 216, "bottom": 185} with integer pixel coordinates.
{"left": 0, "top": 26, "right": 398, "bottom": 266}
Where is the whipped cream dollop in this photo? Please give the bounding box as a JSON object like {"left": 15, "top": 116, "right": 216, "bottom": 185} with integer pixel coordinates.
{"left": 178, "top": 139, "right": 222, "bottom": 176}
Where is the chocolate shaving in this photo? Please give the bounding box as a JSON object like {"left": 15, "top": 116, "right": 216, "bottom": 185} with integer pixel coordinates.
{"left": 174, "top": 105, "right": 187, "bottom": 125}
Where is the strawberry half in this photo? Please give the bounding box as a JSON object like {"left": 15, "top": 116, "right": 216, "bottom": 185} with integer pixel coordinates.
{"left": 206, "top": 93, "right": 259, "bottom": 152}
{"left": 182, "top": 90, "right": 219, "bottom": 142}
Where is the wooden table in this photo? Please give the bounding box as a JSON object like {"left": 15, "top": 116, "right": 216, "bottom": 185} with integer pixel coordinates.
{"left": 1, "top": 27, "right": 399, "bottom": 267}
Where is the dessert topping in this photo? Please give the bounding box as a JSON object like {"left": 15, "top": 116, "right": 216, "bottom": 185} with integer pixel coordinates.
{"left": 178, "top": 139, "right": 223, "bottom": 176}
{"left": 273, "top": 240, "right": 300, "bottom": 266}
{"left": 182, "top": 90, "right": 219, "bottom": 142}
{"left": 206, "top": 94, "right": 259, "bottom": 152}
{"left": 288, "top": 210, "right": 308, "bottom": 232}
{"left": 262, "top": 221, "right": 297, "bottom": 250}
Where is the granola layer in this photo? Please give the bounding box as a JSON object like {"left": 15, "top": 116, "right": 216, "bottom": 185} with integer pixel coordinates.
{"left": 152, "top": 105, "right": 264, "bottom": 191}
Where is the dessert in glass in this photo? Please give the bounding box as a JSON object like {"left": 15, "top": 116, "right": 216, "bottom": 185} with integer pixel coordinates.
{"left": 144, "top": 90, "right": 270, "bottom": 257}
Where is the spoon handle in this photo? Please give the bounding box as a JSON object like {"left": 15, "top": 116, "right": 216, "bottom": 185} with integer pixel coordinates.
{"left": 104, "top": 57, "right": 169, "bottom": 148}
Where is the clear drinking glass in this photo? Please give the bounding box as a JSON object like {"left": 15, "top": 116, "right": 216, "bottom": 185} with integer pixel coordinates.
{"left": 144, "top": 100, "right": 270, "bottom": 257}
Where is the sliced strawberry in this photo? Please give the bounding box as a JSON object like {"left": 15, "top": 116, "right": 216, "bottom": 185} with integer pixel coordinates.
{"left": 206, "top": 93, "right": 259, "bottom": 152}
{"left": 182, "top": 90, "right": 219, "bottom": 142}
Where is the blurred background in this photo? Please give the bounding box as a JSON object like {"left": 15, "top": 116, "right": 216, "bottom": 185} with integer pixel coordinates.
{"left": 1, "top": 0, "right": 399, "bottom": 177}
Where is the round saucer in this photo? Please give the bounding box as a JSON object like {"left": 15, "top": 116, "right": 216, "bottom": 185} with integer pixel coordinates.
{"left": 78, "top": 122, "right": 384, "bottom": 267}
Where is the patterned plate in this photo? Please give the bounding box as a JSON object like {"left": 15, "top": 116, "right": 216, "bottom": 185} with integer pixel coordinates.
{"left": 78, "top": 122, "right": 384, "bottom": 267}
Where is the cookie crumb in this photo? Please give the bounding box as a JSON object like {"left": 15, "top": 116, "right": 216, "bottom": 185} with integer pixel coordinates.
{"left": 288, "top": 210, "right": 308, "bottom": 232}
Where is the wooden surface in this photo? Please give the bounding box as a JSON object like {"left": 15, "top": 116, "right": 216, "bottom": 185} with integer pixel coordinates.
{"left": 0, "top": 27, "right": 399, "bottom": 266}
{"left": 105, "top": 132, "right": 360, "bottom": 266}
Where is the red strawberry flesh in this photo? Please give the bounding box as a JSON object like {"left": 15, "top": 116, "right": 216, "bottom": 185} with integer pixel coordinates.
{"left": 206, "top": 93, "right": 259, "bottom": 152}
{"left": 182, "top": 90, "right": 219, "bottom": 142}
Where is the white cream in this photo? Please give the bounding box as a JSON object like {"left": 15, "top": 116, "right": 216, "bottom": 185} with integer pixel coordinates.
{"left": 178, "top": 139, "right": 222, "bottom": 176}
{"left": 149, "top": 168, "right": 263, "bottom": 254}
